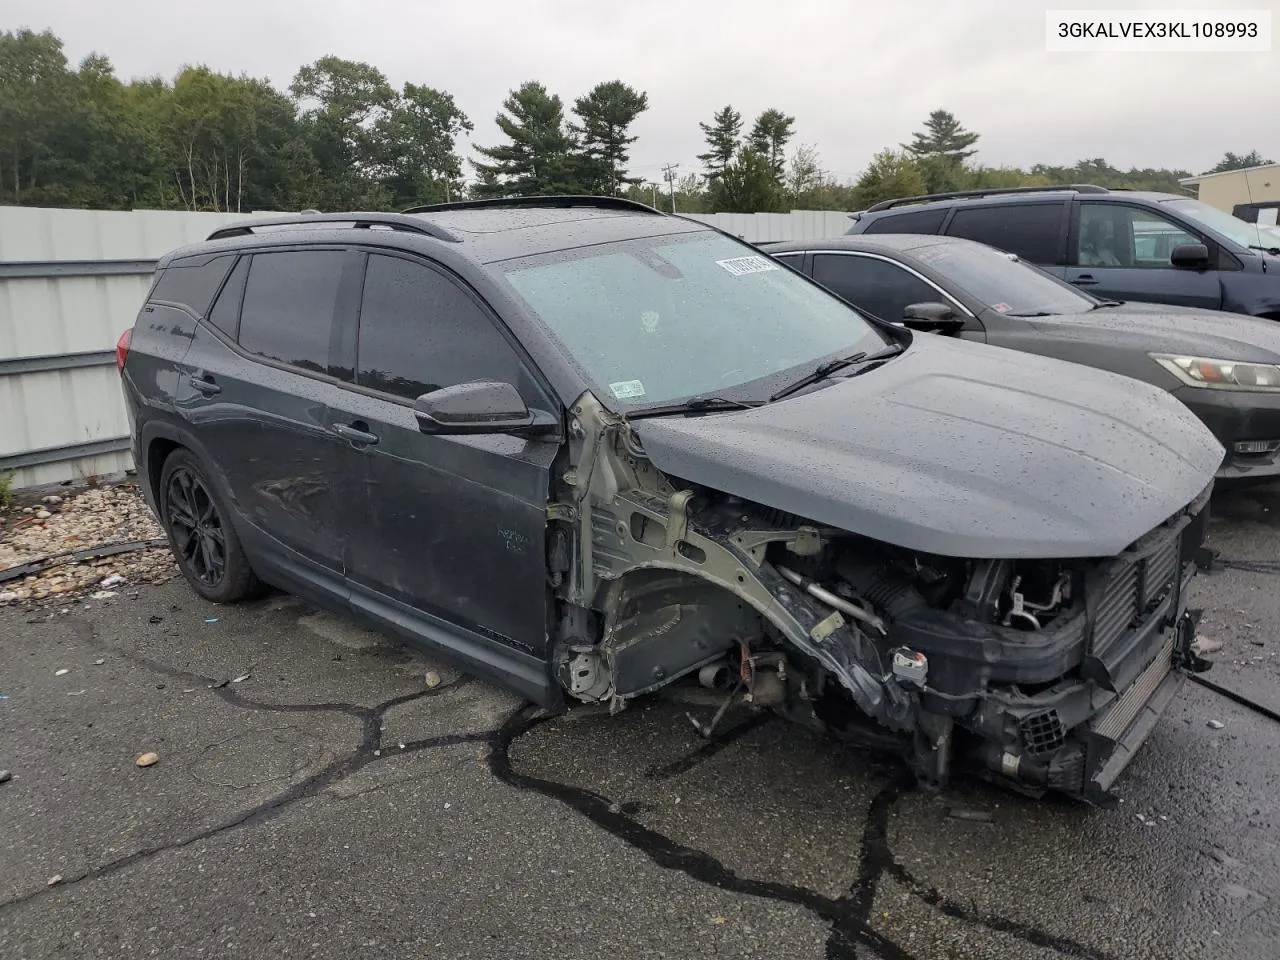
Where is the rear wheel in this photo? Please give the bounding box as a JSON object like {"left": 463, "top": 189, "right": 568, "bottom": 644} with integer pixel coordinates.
{"left": 159, "top": 448, "right": 261, "bottom": 603}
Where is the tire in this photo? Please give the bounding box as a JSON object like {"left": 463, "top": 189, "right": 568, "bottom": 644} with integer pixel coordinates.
{"left": 159, "top": 448, "right": 262, "bottom": 603}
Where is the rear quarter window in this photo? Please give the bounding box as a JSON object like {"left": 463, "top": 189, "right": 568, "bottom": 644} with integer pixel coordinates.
{"left": 148, "top": 255, "right": 234, "bottom": 317}
{"left": 861, "top": 207, "right": 948, "bottom": 235}
{"left": 943, "top": 203, "right": 1065, "bottom": 264}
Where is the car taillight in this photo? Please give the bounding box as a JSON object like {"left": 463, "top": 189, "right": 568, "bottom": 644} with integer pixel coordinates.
{"left": 115, "top": 328, "right": 132, "bottom": 372}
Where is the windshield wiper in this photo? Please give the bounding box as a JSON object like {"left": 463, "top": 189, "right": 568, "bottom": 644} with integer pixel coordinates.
{"left": 1248, "top": 244, "right": 1280, "bottom": 255}
{"left": 768, "top": 344, "right": 904, "bottom": 403}
{"left": 626, "top": 396, "right": 763, "bottom": 420}
{"left": 1004, "top": 311, "right": 1058, "bottom": 318}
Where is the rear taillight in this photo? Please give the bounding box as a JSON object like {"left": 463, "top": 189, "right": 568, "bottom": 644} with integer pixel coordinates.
{"left": 115, "top": 328, "right": 132, "bottom": 372}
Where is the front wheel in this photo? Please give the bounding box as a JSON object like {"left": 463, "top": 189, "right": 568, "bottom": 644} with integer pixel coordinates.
{"left": 159, "top": 448, "right": 262, "bottom": 603}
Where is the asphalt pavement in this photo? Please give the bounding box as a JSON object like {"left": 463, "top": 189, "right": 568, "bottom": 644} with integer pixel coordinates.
{"left": 3, "top": 482, "right": 1280, "bottom": 959}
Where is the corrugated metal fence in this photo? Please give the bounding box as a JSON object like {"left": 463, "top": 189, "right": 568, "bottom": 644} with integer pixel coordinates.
{"left": 0, "top": 205, "right": 851, "bottom": 490}
{"left": 683, "top": 209, "right": 853, "bottom": 241}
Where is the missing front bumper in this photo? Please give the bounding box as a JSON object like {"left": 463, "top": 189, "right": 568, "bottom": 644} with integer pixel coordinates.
{"left": 1084, "top": 636, "right": 1182, "bottom": 804}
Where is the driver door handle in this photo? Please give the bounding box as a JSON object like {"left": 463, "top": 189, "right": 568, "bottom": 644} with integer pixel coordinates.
{"left": 333, "top": 422, "right": 379, "bottom": 446}
{"left": 1070, "top": 274, "right": 1099, "bottom": 286}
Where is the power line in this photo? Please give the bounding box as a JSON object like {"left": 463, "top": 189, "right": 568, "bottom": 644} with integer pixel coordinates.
{"left": 661, "top": 162, "right": 680, "bottom": 213}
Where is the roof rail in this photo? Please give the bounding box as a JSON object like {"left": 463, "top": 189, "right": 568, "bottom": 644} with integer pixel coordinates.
{"left": 865, "top": 184, "right": 1110, "bottom": 213}
{"left": 206, "top": 211, "right": 460, "bottom": 243}
{"left": 402, "top": 194, "right": 665, "bottom": 216}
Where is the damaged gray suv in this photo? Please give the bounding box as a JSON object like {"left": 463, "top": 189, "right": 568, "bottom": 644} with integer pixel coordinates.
{"left": 117, "top": 197, "right": 1223, "bottom": 803}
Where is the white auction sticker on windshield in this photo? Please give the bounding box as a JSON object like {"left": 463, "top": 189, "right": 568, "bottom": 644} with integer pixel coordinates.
{"left": 610, "top": 380, "right": 646, "bottom": 400}
{"left": 716, "top": 255, "right": 778, "bottom": 277}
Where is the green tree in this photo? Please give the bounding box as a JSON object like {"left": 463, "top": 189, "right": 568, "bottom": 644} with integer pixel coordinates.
{"left": 1208, "top": 150, "right": 1274, "bottom": 173}
{"left": 1028, "top": 157, "right": 1190, "bottom": 193}
{"left": 851, "top": 149, "right": 927, "bottom": 209}
{"left": 0, "top": 29, "right": 75, "bottom": 204}
{"left": 904, "top": 109, "right": 979, "bottom": 192}
{"left": 372, "top": 83, "right": 472, "bottom": 207}
{"left": 711, "top": 147, "right": 783, "bottom": 213}
{"left": 290, "top": 56, "right": 395, "bottom": 208}
{"left": 155, "top": 67, "right": 303, "bottom": 212}
{"left": 38, "top": 54, "right": 152, "bottom": 209}
{"left": 472, "top": 81, "right": 582, "bottom": 196}
{"left": 963, "top": 166, "right": 1051, "bottom": 190}
{"left": 904, "top": 109, "right": 979, "bottom": 162}
{"left": 696, "top": 105, "right": 742, "bottom": 183}
{"left": 570, "top": 80, "right": 648, "bottom": 195}
{"left": 746, "top": 108, "right": 795, "bottom": 183}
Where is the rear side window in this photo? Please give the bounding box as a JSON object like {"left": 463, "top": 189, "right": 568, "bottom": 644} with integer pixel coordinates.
{"left": 944, "top": 203, "right": 1064, "bottom": 264}
{"left": 812, "top": 254, "right": 941, "bottom": 322}
{"left": 206, "top": 256, "right": 248, "bottom": 338}
{"left": 356, "top": 253, "right": 538, "bottom": 403}
{"left": 238, "top": 251, "right": 346, "bottom": 375}
{"left": 148, "top": 256, "right": 234, "bottom": 317}
{"left": 862, "top": 207, "right": 947, "bottom": 235}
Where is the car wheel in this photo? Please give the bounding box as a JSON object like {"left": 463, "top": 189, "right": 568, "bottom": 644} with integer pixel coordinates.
{"left": 159, "top": 448, "right": 261, "bottom": 603}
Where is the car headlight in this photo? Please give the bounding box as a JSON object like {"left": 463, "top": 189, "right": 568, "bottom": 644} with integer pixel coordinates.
{"left": 1151, "top": 354, "right": 1280, "bottom": 391}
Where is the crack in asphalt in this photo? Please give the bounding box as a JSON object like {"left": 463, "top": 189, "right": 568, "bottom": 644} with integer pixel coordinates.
{"left": 489, "top": 704, "right": 1118, "bottom": 960}
{"left": 6, "top": 614, "right": 1116, "bottom": 958}
{"left": 0, "top": 617, "right": 484, "bottom": 915}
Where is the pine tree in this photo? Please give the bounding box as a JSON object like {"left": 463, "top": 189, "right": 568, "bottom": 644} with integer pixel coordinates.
{"left": 746, "top": 108, "right": 795, "bottom": 183}
{"left": 570, "top": 81, "right": 648, "bottom": 195}
{"left": 472, "top": 81, "right": 581, "bottom": 196}
{"left": 696, "top": 105, "right": 742, "bottom": 183}
{"left": 903, "top": 109, "right": 980, "bottom": 192}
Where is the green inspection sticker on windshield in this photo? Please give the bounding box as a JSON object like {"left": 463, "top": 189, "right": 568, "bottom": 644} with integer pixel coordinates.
{"left": 715, "top": 255, "right": 778, "bottom": 277}
{"left": 610, "top": 380, "right": 646, "bottom": 400}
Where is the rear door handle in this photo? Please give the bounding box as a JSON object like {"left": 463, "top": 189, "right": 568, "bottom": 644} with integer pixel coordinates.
{"left": 187, "top": 374, "right": 221, "bottom": 396}
{"left": 333, "top": 422, "right": 379, "bottom": 446}
{"left": 1070, "top": 274, "right": 1099, "bottom": 286}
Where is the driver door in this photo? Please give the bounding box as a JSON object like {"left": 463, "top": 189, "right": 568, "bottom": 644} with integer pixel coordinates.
{"left": 809, "top": 252, "right": 986, "bottom": 342}
{"left": 1064, "top": 202, "right": 1223, "bottom": 310}
{"left": 326, "top": 250, "right": 562, "bottom": 676}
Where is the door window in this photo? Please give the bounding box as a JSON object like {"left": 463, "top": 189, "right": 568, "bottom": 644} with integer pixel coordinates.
{"left": 812, "top": 254, "right": 944, "bottom": 322}
{"left": 944, "top": 203, "right": 1065, "bottom": 264}
{"left": 356, "top": 254, "right": 542, "bottom": 404}
{"left": 237, "top": 251, "right": 347, "bottom": 375}
{"left": 1077, "top": 204, "right": 1200, "bottom": 268}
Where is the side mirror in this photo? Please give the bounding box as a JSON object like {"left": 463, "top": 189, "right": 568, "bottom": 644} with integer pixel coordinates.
{"left": 1170, "top": 243, "right": 1210, "bottom": 270}
{"left": 413, "top": 381, "right": 552, "bottom": 436}
{"left": 901, "top": 301, "right": 965, "bottom": 334}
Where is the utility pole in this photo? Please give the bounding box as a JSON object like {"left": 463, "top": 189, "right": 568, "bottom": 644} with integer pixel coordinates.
{"left": 648, "top": 182, "right": 660, "bottom": 208}
{"left": 662, "top": 163, "right": 679, "bottom": 213}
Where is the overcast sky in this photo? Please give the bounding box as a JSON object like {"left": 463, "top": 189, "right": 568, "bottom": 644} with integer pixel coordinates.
{"left": 6, "top": 0, "right": 1276, "bottom": 185}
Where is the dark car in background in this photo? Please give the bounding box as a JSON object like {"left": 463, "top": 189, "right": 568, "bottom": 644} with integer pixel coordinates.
{"left": 844, "top": 185, "right": 1280, "bottom": 319}
{"left": 118, "top": 197, "right": 1222, "bottom": 803}
{"left": 764, "top": 234, "right": 1280, "bottom": 481}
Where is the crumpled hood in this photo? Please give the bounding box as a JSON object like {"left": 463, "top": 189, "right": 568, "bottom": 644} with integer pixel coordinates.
{"left": 1045, "top": 304, "right": 1280, "bottom": 361}
{"left": 631, "top": 334, "right": 1222, "bottom": 559}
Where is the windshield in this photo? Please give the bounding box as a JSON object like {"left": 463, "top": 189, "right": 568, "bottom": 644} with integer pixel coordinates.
{"left": 499, "top": 232, "right": 888, "bottom": 407}
{"left": 1162, "top": 198, "right": 1280, "bottom": 250}
{"left": 911, "top": 242, "right": 1097, "bottom": 316}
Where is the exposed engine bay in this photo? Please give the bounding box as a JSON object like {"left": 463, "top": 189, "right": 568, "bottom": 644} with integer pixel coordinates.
{"left": 546, "top": 394, "right": 1213, "bottom": 803}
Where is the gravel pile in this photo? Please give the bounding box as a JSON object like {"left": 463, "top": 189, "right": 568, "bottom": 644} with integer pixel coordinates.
{"left": 0, "top": 482, "right": 178, "bottom": 605}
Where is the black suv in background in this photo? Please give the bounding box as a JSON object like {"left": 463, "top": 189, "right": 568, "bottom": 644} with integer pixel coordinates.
{"left": 118, "top": 197, "right": 1221, "bottom": 803}
{"left": 846, "top": 185, "right": 1280, "bottom": 318}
